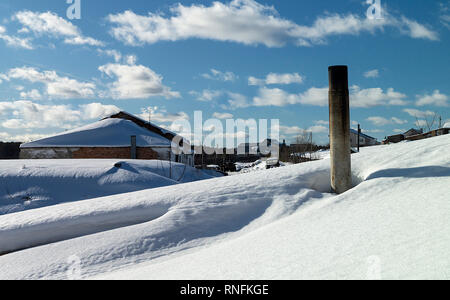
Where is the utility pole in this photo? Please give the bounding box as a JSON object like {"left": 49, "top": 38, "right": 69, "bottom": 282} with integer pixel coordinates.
{"left": 357, "top": 124, "right": 361, "bottom": 153}
{"left": 328, "top": 66, "right": 352, "bottom": 194}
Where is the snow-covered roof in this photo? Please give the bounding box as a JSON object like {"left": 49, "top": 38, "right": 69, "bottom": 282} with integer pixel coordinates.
{"left": 443, "top": 122, "right": 450, "bottom": 129}
{"left": 350, "top": 129, "right": 377, "bottom": 141}
{"left": 20, "top": 118, "right": 172, "bottom": 148}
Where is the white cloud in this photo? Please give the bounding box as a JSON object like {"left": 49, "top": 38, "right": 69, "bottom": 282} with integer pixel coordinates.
{"left": 0, "top": 25, "right": 33, "bottom": 49}
{"left": 251, "top": 85, "right": 408, "bottom": 108}
{"left": 399, "top": 16, "right": 439, "bottom": 41}
{"left": 125, "top": 55, "right": 137, "bottom": 65}
{"left": 20, "top": 89, "right": 42, "bottom": 100}
{"left": 213, "top": 112, "right": 234, "bottom": 119}
{"left": 364, "top": 69, "right": 379, "bottom": 78}
{"left": 307, "top": 125, "right": 328, "bottom": 134}
{"left": 350, "top": 85, "right": 408, "bottom": 107}
{"left": 393, "top": 129, "right": 406, "bottom": 133}
{"left": 279, "top": 124, "right": 327, "bottom": 136}
{"left": 201, "top": 69, "right": 238, "bottom": 82}
{"left": 253, "top": 87, "right": 303, "bottom": 107}
{"left": 14, "top": 11, "right": 103, "bottom": 46}
{"left": 403, "top": 108, "right": 436, "bottom": 118}
{"left": 7, "top": 66, "right": 96, "bottom": 99}
{"left": 249, "top": 73, "right": 304, "bottom": 86}
{"left": 315, "top": 120, "right": 329, "bottom": 126}
{"left": 138, "top": 106, "right": 189, "bottom": 123}
{"left": 0, "top": 101, "right": 81, "bottom": 129}
{"left": 440, "top": 3, "right": 450, "bottom": 29}
{"left": 98, "top": 63, "right": 180, "bottom": 100}
{"left": 0, "top": 101, "right": 121, "bottom": 130}
{"left": 98, "top": 49, "right": 123, "bottom": 62}
{"left": 0, "top": 132, "right": 57, "bottom": 143}
{"left": 107, "top": 1, "right": 438, "bottom": 48}
{"left": 415, "top": 90, "right": 448, "bottom": 107}
{"left": 222, "top": 92, "right": 250, "bottom": 110}
{"left": 252, "top": 86, "right": 329, "bottom": 107}
{"left": 441, "top": 14, "right": 450, "bottom": 29}
{"left": 367, "top": 116, "right": 408, "bottom": 126}
{"left": 80, "top": 103, "right": 121, "bottom": 120}
{"left": 190, "top": 90, "right": 222, "bottom": 102}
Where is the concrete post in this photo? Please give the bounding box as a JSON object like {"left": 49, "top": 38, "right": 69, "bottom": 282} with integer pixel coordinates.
{"left": 329, "top": 66, "right": 352, "bottom": 194}
{"left": 358, "top": 124, "right": 361, "bottom": 152}
{"left": 131, "top": 135, "right": 137, "bottom": 159}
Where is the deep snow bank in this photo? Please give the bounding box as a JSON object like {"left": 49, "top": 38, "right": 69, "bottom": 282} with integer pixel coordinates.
{"left": 0, "top": 159, "right": 221, "bottom": 215}
{"left": 0, "top": 135, "right": 449, "bottom": 280}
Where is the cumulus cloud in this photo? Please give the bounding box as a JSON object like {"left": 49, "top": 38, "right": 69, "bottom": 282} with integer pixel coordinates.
{"left": 80, "top": 103, "right": 121, "bottom": 120}
{"left": 364, "top": 69, "right": 379, "bottom": 78}
{"left": 350, "top": 85, "right": 408, "bottom": 107}
{"left": 278, "top": 124, "right": 327, "bottom": 136}
{"left": 0, "top": 25, "right": 33, "bottom": 49}
{"left": 403, "top": 108, "right": 436, "bottom": 118}
{"left": 366, "top": 116, "right": 408, "bottom": 126}
{"left": 0, "top": 101, "right": 120, "bottom": 130}
{"left": 107, "top": 0, "right": 439, "bottom": 48}
{"left": 213, "top": 112, "right": 234, "bottom": 119}
{"left": 252, "top": 86, "right": 329, "bottom": 107}
{"left": 415, "top": 90, "right": 448, "bottom": 107}
{"left": 97, "top": 49, "right": 123, "bottom": 62}
{"left": 20, "top": 89, "right": 42, "bottom": 100}
{"left": 440, "top": 3, "right": 450, "bottom": 28}
{"left": 0, "top": 132, "right": 57, "bottom": 143}
{"left": 138, "top": 106, "right": 189, "bottom": 123}
{"left": 7, "top": 66, "right": 96, "bottom": 99}
{"left": 190, "top": 89, "right": 223, "bottom": 102}
{"left": 223, "top": 92, "right": 251, "bottom": 110}
{"left": 201, "top": 69, "right": 238, "bottom": 82}
{"left": 98, "top": 63, "right": 180, "bottom": 100}
{"left": 249, "top": 73, "right": 304, "bottom": 86}
{"left": 252, "top": 85, "right": 408, "bottom": 108}
{"left": 13, "top": 11, "right": 103, "bottom": 46}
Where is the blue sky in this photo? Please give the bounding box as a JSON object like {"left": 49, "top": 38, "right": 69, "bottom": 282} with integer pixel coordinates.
{"left": 0, "top": 0, "right": 449, "bottom": 145}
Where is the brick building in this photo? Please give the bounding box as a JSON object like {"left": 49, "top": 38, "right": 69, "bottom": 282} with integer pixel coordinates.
{"left": 20, "top": 112, "right": 193, "bottom": 165}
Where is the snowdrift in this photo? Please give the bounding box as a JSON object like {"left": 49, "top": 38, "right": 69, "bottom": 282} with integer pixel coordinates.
{"left": 0, "top": 159, "right": 221, "bottom": 215}
{"left": 0, "top": 135, "right": 449, "bottom": 280}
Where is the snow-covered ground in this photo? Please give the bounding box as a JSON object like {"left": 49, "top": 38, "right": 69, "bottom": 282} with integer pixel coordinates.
{"left": 0, "top": 159, "right": 221, "bottom": 215}
{"left": 233, "top": 160, "right": 290, "bottom": 174}
{"left": 0, "top": 135, "right": 449, "bottom": 280}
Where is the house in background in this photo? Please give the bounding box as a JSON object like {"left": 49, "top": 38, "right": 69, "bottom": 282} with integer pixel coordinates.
{"left": 20, "top": 112, "right": 194, "bottom": 166}
{"left": 349, "top": 129, "right": 379, "bottom": 148}
{"left": 385, "top": 125, "right": 449, "bottom": 144}
{"left": 385, "top": 128, "right": 423, "bottom": 144}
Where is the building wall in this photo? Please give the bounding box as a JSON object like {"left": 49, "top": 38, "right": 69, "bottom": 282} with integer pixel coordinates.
{"left": 20, "top": 147, "right": 159, "bottom": 160}
{"left": 350, "top": 132, "right": 377, "bottom": 147}
{"left": 19, "top": 147, "right": 195, "bottom": 166}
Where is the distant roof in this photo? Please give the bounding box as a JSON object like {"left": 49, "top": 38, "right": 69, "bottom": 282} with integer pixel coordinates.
{"left": 21, "top": 114, "right": 175, "bottom": 149}
{"left": 443, "top": 122, "right": 450, "bottom": 129}
{"left": 350, "top": 129, "right": 377, "bottom": 141}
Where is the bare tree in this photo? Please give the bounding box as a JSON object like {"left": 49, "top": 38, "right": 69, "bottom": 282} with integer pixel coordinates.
{"left": 415, "top": 112, "right": 440, "bottom": 132}
{"left": 291, "top": 130, "right": 313, "bottom": 163}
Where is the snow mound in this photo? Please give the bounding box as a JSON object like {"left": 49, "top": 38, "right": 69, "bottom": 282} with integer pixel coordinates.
{"left": 0, "top": 135, "right": 449, "bottom": 280}
{"left": 0, "top": 159, "right": 221, "bottom": 215}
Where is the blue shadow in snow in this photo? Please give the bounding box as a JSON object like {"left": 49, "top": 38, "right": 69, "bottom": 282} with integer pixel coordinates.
{"left": 366, "top": 166, "right": 450, "bottom": 181}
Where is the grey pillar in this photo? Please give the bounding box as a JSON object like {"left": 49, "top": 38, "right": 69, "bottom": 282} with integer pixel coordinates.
{"left": 131, "top": 135, "right": 137, "bottom": 159}
{"left": 329, "top": 66, "right": 352, "bottom": 194}
{"left": 358, "top": 124, "right": 361, "bottom": 152}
